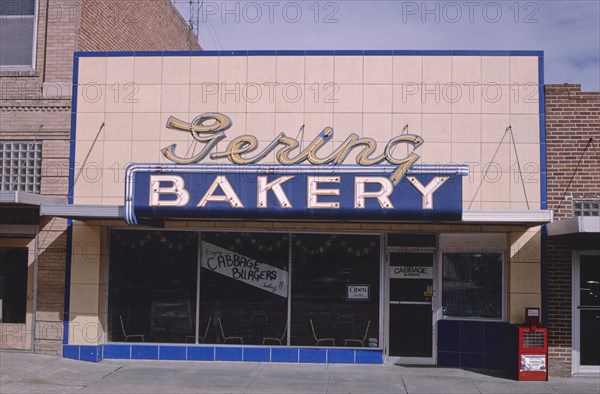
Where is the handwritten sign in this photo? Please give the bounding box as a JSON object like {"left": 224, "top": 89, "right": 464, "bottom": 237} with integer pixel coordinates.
{"left": 200, "top": 241, "right": 288, "bottom": 297}
{"left": 347, "top": 284, "right": 370, "bottom": 301}
{"left": 390, "top": 266, "right": 433, "bottom": 279}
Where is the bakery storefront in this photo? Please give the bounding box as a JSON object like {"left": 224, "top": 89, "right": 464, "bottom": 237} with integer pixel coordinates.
{"left": 56, "top": 50, "right": 551, "bottom": 368}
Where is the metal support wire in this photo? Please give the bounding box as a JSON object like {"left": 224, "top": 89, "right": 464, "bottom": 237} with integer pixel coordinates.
{"left": 508, "top": 126, "right": 530, "bottom": 210}
{"left": 468, "top": 125, "right": 534, "bottom": 210}
{"left": 468, "top": 126, "right": 511, "bottom": 210}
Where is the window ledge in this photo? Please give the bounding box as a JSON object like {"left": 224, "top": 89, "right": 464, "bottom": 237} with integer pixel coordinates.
{"left": 0, "top": 69, "right": 39, "bottom": 77}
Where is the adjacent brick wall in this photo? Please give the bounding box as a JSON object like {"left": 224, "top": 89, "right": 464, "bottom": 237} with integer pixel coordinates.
{"left": 78, "top": 0, "right": 200, "bottom": 52}
{"left": 545, "top": 84, "right": 600, "bottom": 376}
{"left": 1, "top": 0, "right": 199, "bottom": 355}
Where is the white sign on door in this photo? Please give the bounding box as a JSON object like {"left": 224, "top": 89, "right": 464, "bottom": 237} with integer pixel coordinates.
{"left": 347, "top": 284, "right": 370, "bottom": 301}
{"left": 390, "top": 266, "right": 433, "bottom": 279}
{"left": 200, "top": 241, "right": 288, "bottom": 297}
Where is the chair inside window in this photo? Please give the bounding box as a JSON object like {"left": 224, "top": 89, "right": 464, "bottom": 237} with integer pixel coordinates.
{"left": 120, "top": 315, "right": 145, "bottom": 342}
{"left": 218, "top": 317, "right": 244, "bottom": 344}
{"left": 309, "top": 317, "right": 335, "bottom": 346}
{"left": 186, "top": 316, "right": 212, "bottom": 343}
{"left": 262, "top": 323, "right": 287, "bottom": 345}
{"left": 344, "top": 320, "right": 371, "bottom": 347}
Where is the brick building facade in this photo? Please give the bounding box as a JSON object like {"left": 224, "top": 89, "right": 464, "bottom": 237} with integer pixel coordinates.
{"left": 545, "top": 84, "right": 600, "bottom": 376}
{"left": 1, "top": 0, "right": 199, "bottom": 355}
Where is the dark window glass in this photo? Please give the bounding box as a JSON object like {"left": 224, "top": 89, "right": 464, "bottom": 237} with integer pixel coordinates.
{"left": 0, "top": 247, "right": 28, "bottom": 324}
{"left": 0, "top": 0, "right": 35, "bottom": 67}
{"left": 388, "top": 233, "right": 436, "bottom": 247}
{"left": 0, "top": 0, "right": 35, "bottom": 15}
{"left": 442, "top": 253, "right": 503, "bottom": 319}
{"left": 291, "top": 234, "right": 380, "bottom": 347}
{"left": 108, "top": 230, "right": 198, "bottom": 343}
{"left": 579, "top": 255, "right": 600, "bottom": 366}
{"left": 200, "top": 232, "right": 289, "bottom": 345}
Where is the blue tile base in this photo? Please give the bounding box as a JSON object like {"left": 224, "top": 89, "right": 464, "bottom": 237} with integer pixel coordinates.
{"left": 437, "top": 321, "right": 518, "bottom": 374}
{"left": 64, "top": 344, "right": 383, "bottom": 365}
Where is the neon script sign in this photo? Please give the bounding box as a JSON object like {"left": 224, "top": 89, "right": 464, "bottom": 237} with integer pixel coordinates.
{"left": 161, "top": 112, "right": 423, "bottom": 185}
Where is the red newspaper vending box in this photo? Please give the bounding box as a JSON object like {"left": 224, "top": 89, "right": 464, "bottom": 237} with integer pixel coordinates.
{"left": 518, "top": 324, "right": 548, "bottom": 381}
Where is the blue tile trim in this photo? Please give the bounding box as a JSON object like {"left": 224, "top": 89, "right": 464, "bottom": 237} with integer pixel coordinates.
{"left": 134, "top": 51, "right": 163, "bottom": 57}
{"left": 327, "top": 349, "right": 355, "bottom": 364}
{"left": 159, "top": 346, "right": 186, "bottom": 360}
{"left": 105, "top": 51, "right": 135, "bottom": 57}
{"left": 460, "top": 353, "right": 484, "bottom": 369}
{"left": 541, "top": 225, "right": 548, "bottom": 325}
{"left": 538, "top": 53, "right": 547, "bottom": 209}
{"left": 190, "top": 50, "right": 220, "bottom": 56}
{"left": 63, "top": 52, "right": 80, "bottom": 345}
{"left": 248, "top": 50, "right": 278, "bottom": 56}
{"left": 187, "top": 346, "right": 215, "bottom": 361}
{"left": 438, "top": 351, "right": 460, "bottom": 367}
{"left": 243, "top": 347, "right": 271, "bottom": 362}
{"left": 132, "top": 345, "right": 159, "bottom": 360}
{"left": 215, "top": 346, "right": 243, "bottom": 361}
{"left": 219, "top": 50, "right": 248, "bottom": 56}
{"left": 80, "top": 345, "right": 102, "bottom": 363}
{"left": 367, "top": 50, "right": 394, "bottom": 56}
{"left": 104, "top": 344, "right": 131, "bottom": 359}
{"left": 334, "top": 50, "right": 364, "bottom": 56}
{"left": 299, "top": 348, "right": 327, "bottom": 363}
{"left": 163, "top": 50, "right": 192, "bottom": 57}
{"left": 538, "top": 52, "right": 547, "bottom": 325}
{"left": 355, "top": 350, "right": 383, "bottom": 364}
{"left": 69, "top": 344, "right": 387, "bottom": 365}
{"left": 63, "top": 345, "right": 79, "bottom": 360}
{"left": 76, "top": 50, "right": 544, "bottom": 59}
{"left": 438, "top": 321, "right": 517, "bottom": 372}
{"left": 271, "top": 347, "right": 298, "bottom": 363}
{"left": 420, "top": 50, "right": 453, "bottom": 56}
{"left": 305, "top": 50, "right": 334, "bottom": 55}
{"left": 392, "top": 50, "right": 420, "bottom": 56}
{"left": 74, "top": 51, "right": 107, "bottom": 57}
{"left": 276, "top": 50, "right": 305, "bottom": 56}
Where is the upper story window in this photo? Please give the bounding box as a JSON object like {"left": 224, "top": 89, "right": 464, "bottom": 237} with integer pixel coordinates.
{"left": 0, "top": 0, "right": 37, "bottom": 70}
{"left": 573, "top": 198, "right": 600, "bottom": 217}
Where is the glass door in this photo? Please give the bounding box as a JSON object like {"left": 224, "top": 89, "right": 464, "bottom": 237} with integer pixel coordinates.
{"left": 387, "top": 251, "right": 435, "bottom": 363}
{"left": 574, "top": 252, "right": 600, "bottom": 374}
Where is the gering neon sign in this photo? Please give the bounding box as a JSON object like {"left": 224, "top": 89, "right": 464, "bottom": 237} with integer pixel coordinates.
{"left": 161, "top": 112, "right": 423, "bottom": 186}
{"left": 124, "top": 113, "right": 467, "bottom": 224}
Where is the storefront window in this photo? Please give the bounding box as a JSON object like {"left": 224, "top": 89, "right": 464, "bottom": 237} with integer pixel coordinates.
{"left": 442, "top": 253, "right": 503, "bottom": 319}
{"left": 199, "top": 232, "right": 289, "bottom": 345}
{"left": 108, "top": 230, "right": 382, "bottom": 347}
{"left": 108, "top": 230, "right": 198, "bottom": 343}
{"left": 291, "top": 234, "right": 380, "bottom": 347}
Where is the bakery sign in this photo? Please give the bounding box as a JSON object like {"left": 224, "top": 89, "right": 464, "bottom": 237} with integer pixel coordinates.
{"left": 124, "top": 113, "right": 467, "bottom": 224}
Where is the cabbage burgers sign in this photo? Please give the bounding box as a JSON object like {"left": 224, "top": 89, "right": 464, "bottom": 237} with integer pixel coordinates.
{"left": 124, "top": 113, "right": 467, "bottom": 224}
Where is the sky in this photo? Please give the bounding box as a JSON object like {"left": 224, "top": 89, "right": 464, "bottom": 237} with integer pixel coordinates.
{"left": 173, "top": 0, "right": 600, "bottom": 91}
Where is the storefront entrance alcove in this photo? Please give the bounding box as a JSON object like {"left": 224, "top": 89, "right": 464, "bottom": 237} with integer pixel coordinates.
{"left": 0, "top": 242, "right": 34, "bottom": 350}
{"left": 107, "top": 229, "right": 381, "bottom": 349}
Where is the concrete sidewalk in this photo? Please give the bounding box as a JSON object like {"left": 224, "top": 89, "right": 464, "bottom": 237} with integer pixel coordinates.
{"left": 1, "top": 351, "right": 599, "bottom": 394}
